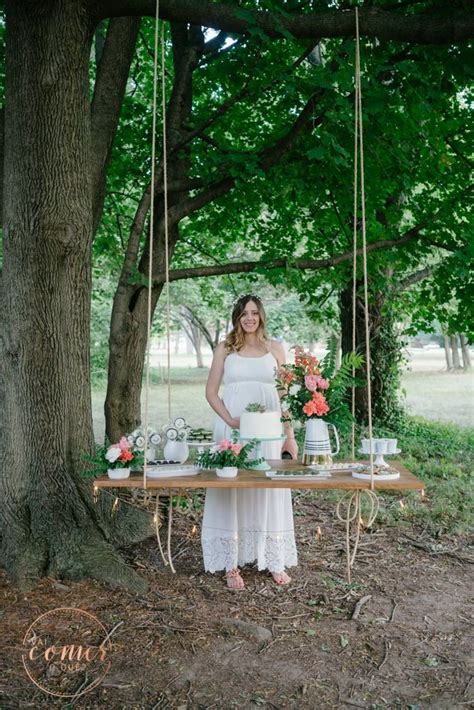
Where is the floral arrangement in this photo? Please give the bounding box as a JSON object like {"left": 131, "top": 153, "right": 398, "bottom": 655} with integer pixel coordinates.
{"left": 276, "top": 343, "right": 363, "bottom": 432}
{"left": 196, "top": 436, "right": 262, "bottom": 470}
{"left": 83, "top": 437, "right": 144, "bottom": 476}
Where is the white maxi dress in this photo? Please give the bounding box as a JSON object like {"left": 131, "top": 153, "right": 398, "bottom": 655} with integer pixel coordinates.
{"left": 201, "top": 351, "right": 298, "bottom": 573}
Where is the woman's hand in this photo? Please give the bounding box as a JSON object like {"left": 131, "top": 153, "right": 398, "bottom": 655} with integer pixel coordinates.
{"left": 228, "top": 417, "right": 240, "bottom": 430}
{"left": 281, "top": 437, "right": 298, "bottom": 460}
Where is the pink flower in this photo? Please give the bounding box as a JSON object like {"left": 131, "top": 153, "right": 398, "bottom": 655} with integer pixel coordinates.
{"left": 316, "top": 377, "right": 329, "bottom": 390}
{"left": 305, "top": 375, "right": 319, "bottom": 392}
{"left": 302, "top": 392, "right": 330, "bottom": 417}
{"left": 311, "top": 392, "right": 330, "bottom": 416}
{"left": 218, "top": 439, "right": 232, "bottom": 450}
{"left": 118, "top": 437, "right": 130, "bottom": 451}
{"left": 230, "top": 443, "right": 242, "bottom": 455}
{"left": 303, "top": 400, "right": 316, "bottom": 416}
{"left": 279, "top": 367, "right": 295, "bottom": 385}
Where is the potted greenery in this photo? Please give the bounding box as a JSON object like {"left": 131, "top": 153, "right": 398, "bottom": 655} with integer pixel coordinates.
{"left": 196, "top": 436, "right": 262, "bottom": 478}
{"left": 84, "top": 437, "right": 144, "bottom": 479}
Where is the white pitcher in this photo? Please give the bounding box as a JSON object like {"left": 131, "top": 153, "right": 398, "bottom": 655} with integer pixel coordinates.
{"left": 302, "top": 418, "right": 340, "bottom": 465}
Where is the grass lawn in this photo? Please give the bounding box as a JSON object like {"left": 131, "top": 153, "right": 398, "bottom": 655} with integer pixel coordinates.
{"left": 92, "top": 349, "right": 473, "bottom": 441}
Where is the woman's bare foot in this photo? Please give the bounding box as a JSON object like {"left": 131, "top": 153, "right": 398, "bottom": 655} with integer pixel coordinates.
{"left": 225, "top": 568, "right": 245, "bottom": 590}
{"left": 271, "top": 570, "right": 291, "bottom": 585}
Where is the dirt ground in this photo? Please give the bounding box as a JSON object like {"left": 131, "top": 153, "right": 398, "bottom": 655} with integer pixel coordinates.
{"left": 1, "top": 490, "right": 473, "bottom": 709}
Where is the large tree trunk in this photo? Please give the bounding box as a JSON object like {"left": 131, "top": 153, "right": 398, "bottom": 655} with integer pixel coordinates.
{"left": 0, "top": 0, "right": 149, "bottom": 592}
{"left": 340, "top": 281, "right": 404, "bottom": 428}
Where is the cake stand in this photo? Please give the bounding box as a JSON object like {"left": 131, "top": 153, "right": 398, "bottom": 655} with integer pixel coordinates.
{"left": 357, "top": 447, "right": 401, "bottom": 469}
{"left": 355, "top": 448, "right": 402, "bottom": 480}
{"left": 239, "top": 436, "right": 286, "bottom": 471}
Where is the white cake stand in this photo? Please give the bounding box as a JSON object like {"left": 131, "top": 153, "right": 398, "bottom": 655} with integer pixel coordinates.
{"left": 357, "top": 447, "right": 401, "bottom": 469}
{"left": 355, "top": 448, "right": 401, "bottom": 480}
{"left": 239, "top": 436, "right": 286, "bottom": 471}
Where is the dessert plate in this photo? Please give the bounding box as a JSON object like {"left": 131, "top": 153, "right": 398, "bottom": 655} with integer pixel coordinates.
{"left": 352, "top": 468, "right": 400, "bottom": 481}
{"left": 266, "top": 469, "right": 332, "bottom": 479}
{"left": 146, "top": 464, "right": 200, "bottom": 478}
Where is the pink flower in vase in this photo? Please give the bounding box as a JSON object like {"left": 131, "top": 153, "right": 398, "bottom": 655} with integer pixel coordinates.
{"left": 230, "top": 443, "right": 242, "bottom": 455}
{"left": 311, "top": 392, "right": 330, "bottom": 416}
{"left": 316, "top": 376, "right": 329, "bottom": 390}
{"left": 218, "top": 439, "right": 232, "bottom": 450}
{"left": 305, "top": 375, "right": 319, "bottom": 392}
{"left": 118, "top": 436, "right": 130, "bottom": 451}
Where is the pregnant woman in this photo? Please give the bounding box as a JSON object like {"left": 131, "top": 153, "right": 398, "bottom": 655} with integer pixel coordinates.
{"left": 202, "top": 294, "right": 298, "bottom": 590}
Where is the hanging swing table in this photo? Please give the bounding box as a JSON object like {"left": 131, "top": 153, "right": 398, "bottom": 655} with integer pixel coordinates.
{"left": 93, "top": 459, "right": 421, "bottom": 491}
{"left": 93, "top": 460, "right": 424, "bottom": 581}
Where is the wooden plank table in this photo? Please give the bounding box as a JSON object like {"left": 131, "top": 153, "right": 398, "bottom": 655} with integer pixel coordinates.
{"left": 94, "top": 459, "right": 423, "bottom": 491}
{"left": 93, "top": 460, "right": 424, "bottom": 580}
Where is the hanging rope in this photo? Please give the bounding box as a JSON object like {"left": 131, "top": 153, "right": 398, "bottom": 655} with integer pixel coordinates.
{"left": 351, "top": 7, "right": 375, "bottom": 487}
{"left": 143, "top": 0, "right": 173, "bottom": 490}
{"left": 142, "top": 0, "right": 161, "bottom": 489}
{"left": 336, "top": 489, "right": 379, "bottom": 583}
{"left": 161, "top": 24, "right": 172, "bottom": 423}
{"left": 350, "top": 24, "right": 359, "bottom": 463}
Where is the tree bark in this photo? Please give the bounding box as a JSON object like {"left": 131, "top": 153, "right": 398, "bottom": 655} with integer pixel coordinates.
{"left": 89, "top": 1, "right": 474, "bottom": 45}
{"left": 450, "top": 334, "right": 461, "bottom": 370}
{"left": 104, "top": 23, "right": 198, "bottom": 440}
{"left": 0, "top": 0, "right": 149, "bottom": 592}
{"left": 91, "top": 17, "right": 141, "bottom": 235}
{"left": 443, "top": 334, "right": 453, "bottom": 370}
{"left": 340, "top": 281, "right": 403, "bottom": 427}
{"left": 459, "top": 334, "right": 472, "bottom": 370}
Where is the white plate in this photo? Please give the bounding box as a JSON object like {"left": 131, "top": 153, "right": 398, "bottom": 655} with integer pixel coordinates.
{"left": 146, "top": 465, "right": 200, "bottom": 479}
{"left": 352, "top": 470, "right": 400, "bottom": 481}
{"left": 266, "top": 470, "right": 332, "bottom": 479}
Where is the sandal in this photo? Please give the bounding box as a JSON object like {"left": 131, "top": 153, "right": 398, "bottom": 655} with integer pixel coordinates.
{"left": 225, "top": 568, "right": 245, "bottom": 590}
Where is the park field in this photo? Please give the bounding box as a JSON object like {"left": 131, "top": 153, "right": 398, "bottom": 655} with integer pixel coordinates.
{"left": 92, "top": 347, "right": 473, "bottom": 441}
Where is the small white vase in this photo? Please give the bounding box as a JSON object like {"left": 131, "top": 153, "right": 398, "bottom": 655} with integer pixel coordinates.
{"left": 216, "top": 466, "right": 238, "bottom": 479}
{"left": 164, "top": 440, "right": 189, "bottom": 463}
{"left": 107, "top": 468, "right": 131, "bottom": 480}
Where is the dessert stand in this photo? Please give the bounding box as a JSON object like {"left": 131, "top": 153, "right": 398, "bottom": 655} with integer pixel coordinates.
{"left": 355, "top": 445, "right": 402, "bottom": 480}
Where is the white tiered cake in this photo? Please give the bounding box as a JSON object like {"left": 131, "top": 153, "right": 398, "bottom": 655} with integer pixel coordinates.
{"left": 239, "top": 410, "right": 282, "bottom": 440}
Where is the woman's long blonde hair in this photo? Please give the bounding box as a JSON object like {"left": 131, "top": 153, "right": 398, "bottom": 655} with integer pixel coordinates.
{"left": 224, "top": 295, "right": 269, "bottom": 352}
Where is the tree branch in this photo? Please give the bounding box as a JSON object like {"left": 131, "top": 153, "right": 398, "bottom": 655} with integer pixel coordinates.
{"left": 89, "top": 1, "right": 474, "bottom": 45}
{"left": 91, "top": 17, "right": 141, "bottom": 236}
{"left": 397, "top": 265, "right": 434, "bottom": 291}
{"left": 177, "top": 45, "right": 313, "bottom": 154}
{"left": 154, "top": 232, "right": 423, "bottom": 284}
{"left": 169, "top": 90, "right": 324, "bottom": 223}
{"left": 155, "top": 182, "right": 474, "bottom": 283}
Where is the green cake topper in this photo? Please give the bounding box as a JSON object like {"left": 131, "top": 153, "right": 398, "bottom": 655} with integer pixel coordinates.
{"left": 245, "top": 403, "right": 267, "bottom": 413}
